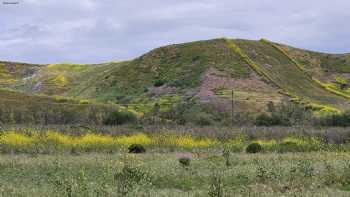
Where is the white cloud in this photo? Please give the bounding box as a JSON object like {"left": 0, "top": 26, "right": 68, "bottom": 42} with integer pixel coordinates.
{"left": 0, "top": 0, "right": 349, "bottom": 63}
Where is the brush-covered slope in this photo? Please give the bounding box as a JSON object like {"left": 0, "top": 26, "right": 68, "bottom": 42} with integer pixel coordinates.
{"left": 227, "top": 39, "right": 350, "bottom": 112}
{"left": 276, "top": 44, "right": 350, "bottom": 97}
{"left": 0, "top": 88, "right": 119, "bottom": 125}
{"left": 0, "top": 61, "right": 42, "bottom": 87}
{"left": 1, "top": 38, "right": 350, "bottom": 114}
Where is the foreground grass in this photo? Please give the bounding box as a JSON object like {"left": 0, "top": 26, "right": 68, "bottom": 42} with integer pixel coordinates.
{"left": 2, "top": 152, "right": 350, "bottom": 196}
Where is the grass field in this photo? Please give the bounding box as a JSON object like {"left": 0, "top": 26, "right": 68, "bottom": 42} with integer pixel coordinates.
{"left": 1, "top": 127, "right": 350, "bottom": 196}
{"left": 3, "top": 152, "right": 350, "bottom": 196}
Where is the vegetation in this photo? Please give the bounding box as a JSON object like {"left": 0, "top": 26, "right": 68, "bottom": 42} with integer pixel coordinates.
{"left": 3, "top": 149, "right": 350, "bottom": 196}
{"left": 2, "top": 126, "right": 350, "bottom": 196}
{"left": 0, "top": 89, "right": 118, "bottom": 125}
{"left": 2, "top": 128, "right": 350, "bottom": 154}
{"left": 318, "top": 110, "right": 350, "bottom": 127}
{"left": 246, "top": 143, "right": 263, "bottom": 153}
{"left": 3, "top": 38, "right": 350, "bottom": 196}
{"left": 1, "top": 38, "right": 350, "bottom": 118}
{"left": 255, "top": 102, "right": 311, "bottom": 126}
{"left": 104, "top": 111, "right": 137, "bottom": 125}
{"left": 231, "top": 39, "right": 350, "bottom": 112}
{"left": 128, "top": 144, "right": 146, "bottom": 153}
{"left": 178, "top": 157, "right": 191, "bottom": 168}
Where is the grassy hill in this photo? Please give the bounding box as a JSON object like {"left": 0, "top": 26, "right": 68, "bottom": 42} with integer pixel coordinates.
{"left": 0, "top": 88, "right": 118, "bottom": 125}
{"left": 1, "top": 38, "right": 350, "bottom": 118}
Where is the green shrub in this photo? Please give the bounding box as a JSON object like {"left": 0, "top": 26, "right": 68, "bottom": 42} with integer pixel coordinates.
{"left": 114, "top": 165, "right": 150, "bottom": 195}
{"left": 104, "top": 111, "right": 137, "bottom": 125}
{"left": 164, "top": 102, "right": 218, "bottom": 126}
{"left": 255, "top": 113, "right": 282, "bottom": 126}
{"left": 154, "top": 79, "right": 165, "bottom": 87}
{"left": 255, "top": 102, "right": 311, "bottom": 126}
{"left": 319, "top": 111, "right": 350, "bottom": 127}
{"left": 79, "top": 99, "right": 90, "bottom": 104}
{"left": 246, "top": 143, "right": 262, "bottom": 154}
{"left": 128, "top": 144, "right": 146, "bottom": 154}
{"left": 178, "top": 157, "right": 191, "bottom": 168}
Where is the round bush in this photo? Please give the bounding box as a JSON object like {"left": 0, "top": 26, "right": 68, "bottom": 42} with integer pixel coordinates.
{"left": 154, "top": 79, "right": 165, "bottom": 87}
{"left": 178, "top": 157, "right": 191, "bottom": 167}
{"left": 128, "top": 144, "right": 146, "bottom": 154}
{"left": 246, "top": 143, "right": 262, "bottom": 154}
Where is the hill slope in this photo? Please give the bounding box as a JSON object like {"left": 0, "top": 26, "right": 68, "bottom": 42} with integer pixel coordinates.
{"left": 1, "top": 38, "right": 350, "bottom": 116}
{"left": 0, "top": 88, "right": 118, "bottom": 125}
{"left": 227, "top": 39, "right": 350, "bottom": 112}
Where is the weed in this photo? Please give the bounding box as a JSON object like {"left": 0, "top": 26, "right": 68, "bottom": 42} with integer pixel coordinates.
{"left": 114, "top": 164, "right": 150, "bottom": 196}
{"left": 222, "top": 148, "right": 231, "bottom": 167}
{"left": 208, "top": 170, "right": 224, "bottom": 197}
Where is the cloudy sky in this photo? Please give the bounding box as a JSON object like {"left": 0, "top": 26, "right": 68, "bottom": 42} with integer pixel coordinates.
{"left": 0, "top": 0, "right": 349, "bottom": 64}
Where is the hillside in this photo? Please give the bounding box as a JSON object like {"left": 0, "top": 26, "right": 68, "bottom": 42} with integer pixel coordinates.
{"left": 1, "top": 38, "right": 350, "bottom": 117}
{"left": 0, "top": 88, "right": 118, "bottom": 125}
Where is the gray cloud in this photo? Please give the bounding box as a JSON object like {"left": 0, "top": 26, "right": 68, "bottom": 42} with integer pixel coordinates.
{"left": 0, "top": 0, "right": 349, "bottom": 64}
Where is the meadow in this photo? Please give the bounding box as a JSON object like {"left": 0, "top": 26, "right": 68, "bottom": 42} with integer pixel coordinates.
{"left": 1, "top": 126, "right": 350, "bottom": 196}
{"left": 3, "top": 151, "right": 350, "bottom": 196}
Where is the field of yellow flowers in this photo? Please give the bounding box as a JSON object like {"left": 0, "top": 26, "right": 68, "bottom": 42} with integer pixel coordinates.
{"left": 0, "top": 129, "right": 349, "bottom": 154}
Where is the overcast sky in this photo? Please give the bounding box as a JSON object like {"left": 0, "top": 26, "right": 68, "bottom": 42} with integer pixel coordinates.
{"left": 0, "top": 0, "right": 349, "bottom": 64}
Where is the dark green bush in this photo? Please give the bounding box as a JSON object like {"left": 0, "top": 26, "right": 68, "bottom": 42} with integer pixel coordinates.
{"left": 255, "top": 102, "right": 311, "bottom": 126}
{"left": 178, "top": 157, "right": 191, "bottom": 168}
{"left": 104, "top": 111, "right": 137, "bottom": 125}
{"left": 318, "top": 111, "right": 350, "bottom": 127}
{"left": 255, "top": 113, "right": 282, "bottom": 126}
{"left": 154, "top": 79, "right": 165, "bottom": 87}
{"left": 246, "top": 143, "right": 262, "bottom": 154}
{"left": 163, "top": 102, "right": 218, "bottom": 126}
{"left": 128, "top": 144, "right": 146, "bottom": 154}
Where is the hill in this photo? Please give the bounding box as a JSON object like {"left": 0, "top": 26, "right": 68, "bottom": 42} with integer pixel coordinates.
{"left": 0, "top": 88, "right": 118, "bottom": 125}
{"left": 1, "top": 38, "right": 350, "bottom": 122}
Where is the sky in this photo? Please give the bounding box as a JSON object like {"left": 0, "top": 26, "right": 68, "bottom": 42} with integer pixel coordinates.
{"left": 0, "top": 0, "right": 349, "bottom": 64}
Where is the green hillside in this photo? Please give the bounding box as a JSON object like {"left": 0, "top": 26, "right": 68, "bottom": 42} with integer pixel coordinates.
{"left": 1, "top": 38, "right": 350, "bottom": 116}
{"left": 0, "top": 61, "right": 42, "bottom": 87}
{"left": 226, "top": 39, "right": 350, "bottom": 112}
{"left": 0, "top": 88, "right": 118, "bottom": 125}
